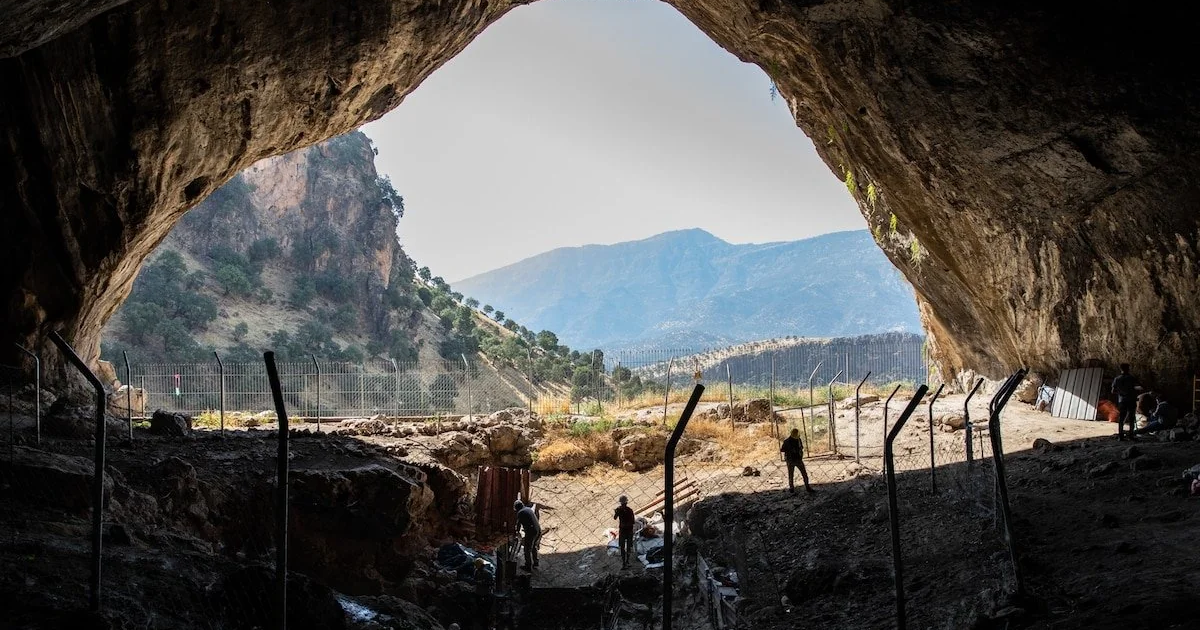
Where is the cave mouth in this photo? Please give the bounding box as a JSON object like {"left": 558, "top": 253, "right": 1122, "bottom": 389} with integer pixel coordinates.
{"left": 3, "top": 0, "right": 1200, "bottom": 397}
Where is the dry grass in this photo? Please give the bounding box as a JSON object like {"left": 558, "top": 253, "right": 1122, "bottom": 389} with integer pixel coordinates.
{"left": 682, "top": 417, "right": 779, "bottom": 463}
{"left": 193, "top": 409, "right": 275, "bottom": 429}
{"left": 615, "top": 381, "right": 917, "bottom": 412}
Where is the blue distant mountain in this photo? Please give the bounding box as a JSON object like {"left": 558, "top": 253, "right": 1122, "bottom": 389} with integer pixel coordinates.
{"left": 454, "top": 229, "right": 922, "bottom": 350}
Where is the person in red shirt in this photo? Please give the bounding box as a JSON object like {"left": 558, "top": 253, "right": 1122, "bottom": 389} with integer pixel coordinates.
{"left": 613, "top": 495, "right": 636, "bottom": 568}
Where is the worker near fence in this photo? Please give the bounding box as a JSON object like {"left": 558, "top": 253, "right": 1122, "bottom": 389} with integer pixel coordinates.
{"left": 613, "top": 495, "right": 636, "bottom": 568}
{"left": 514, "top": 499, "right": 541, "bottom": 571}
{"left": 781, "top": 428, "right": 813, "bottom": 493}
{"left": 1112, "top": 363, "right": 1142, "bottom": 441}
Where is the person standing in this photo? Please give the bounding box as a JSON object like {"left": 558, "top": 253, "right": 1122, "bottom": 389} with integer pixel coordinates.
{"left": 472, "top": 558, "right": 494, "bottom": 630}
{"left": 514, "top": 500, "right": 541, "bottom": 572}
{"left": 1111, "top": 364, "right": 1141, "bottom": 440}
{"left": 780, "top": 428, "right": 813, "bottom": 493}
{"left": 613, "top": 495, "right": 636, "bottom": 568}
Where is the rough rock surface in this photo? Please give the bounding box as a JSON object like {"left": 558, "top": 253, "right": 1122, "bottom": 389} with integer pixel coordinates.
{"left": 150, "top": 410, "right": 191, "bottom": 436}
{"left": 531, "top": 442, "right": 593, "bottom": 473}
{"left": 618, "top": 432, "right": 667, "bottom": 472}
{"left": 0, "top": 446, "right": 113, "bottom": 510}
{"left": 1, "top": 1, "right": 1199, "bottom": 396}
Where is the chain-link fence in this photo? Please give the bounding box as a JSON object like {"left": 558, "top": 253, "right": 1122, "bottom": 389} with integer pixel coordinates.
{"left": 123, "top": 333, "right": 930, "bottom": 423}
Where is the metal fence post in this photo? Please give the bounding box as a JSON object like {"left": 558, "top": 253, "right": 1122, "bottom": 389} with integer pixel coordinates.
{"left": 461, "top": 354, "right": 472, "bottom": 417}
{"left": 726, "top": 364, "right": 734, "bottom": 430}
{"left": 310, "top": 355, "right": 321, "bottom": 431}
{"left": 48, "top": 331, "right": 106, "bottom": 613}
{"left": 592, "top": 349, "right": 602, "bottom": 413}
{"left": 213, "top": 351, "right": 225, "bottom": 435}
{"left": 988, "top": 368, "right": 1028, "bottom": 598}
{"left": 663, "top": 384, "right": 705, "bottom": 630}
{"left": 827, "top": 369, "right": 843, "bottom": 453}
{"left": 15, "top": 343, "right": 40, "bottom": 445}
{"left": 806, "top": 360, "right": 823, "bottom": 445}
{"left": 854, "top": 371, "right": 871, "bottom": 464}
{"left": 390, "top": 359, "right": 399, "bottom": 418}
{"left": 884, "top": 385, "right": 929, "bottom": 630}
{"left": 358, "top": 362, "right": 365, "bottom": 417}
{"left": 963, "top": 378, "right": 984, "bottom": 469}
{"left": 263, "top": 351, "right": 290, "bottom": 630}
{"left": 927, "top": 383, "right": 944, "bottom": 493}
{"left": 883, "top": 384, "right": 902, "bottom": 465}
{"left": 662, "top": 358, "right": 674, "bottom": 426}
{"left": 770, "top": 356, "right": 777, "bottom": 440}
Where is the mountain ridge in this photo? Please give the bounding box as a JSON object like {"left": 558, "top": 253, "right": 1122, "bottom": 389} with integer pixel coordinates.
{"left": 455, "top": 228, "right": 922, "bottom": 351}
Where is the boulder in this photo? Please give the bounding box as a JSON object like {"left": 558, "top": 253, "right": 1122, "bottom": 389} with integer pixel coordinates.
{"left": 483, "top": 424, "right": 536, "bottom": 467}
{"left": 744, "top": 398, "right": 774, "bottom": 423}
{"left": 1032, "top": 438, "right": 1060, "bottom": 452}
{"left": 106, "top": 385, "right": 144, "bottom": 417}
{"left": 150, "top": 409, "right": 191, "bottom": 436}
{"left": 0, "top": 446, "right": 113, "bottom": 511}
{"left": 531, "top": 442, "right": 594, "bottom": 472}
{"left": 840, "top": 395, "right": 880, "bottom": 409}
{"left": 1130, "top": 456, "right": 1163, "bottom": 471}
{"left": 333, "top": 418, "right": 388, "bottom": 436}
{"left": 939, "top": 414, "right": 967, "bottom": 432}
{"left": 1014, "top": 374, "right": 1044, "bottom": 404}
{"left": 430, "top": 431, "right": 489, "bottom": 469}
{"left": 96, "top": 359, "right": 119, "bottom": 388}
{"left": 618, "top": 432, "right": 667, "bottom": 472}
{"left": 715, "top": 403, "right": 730, "bottom": 420}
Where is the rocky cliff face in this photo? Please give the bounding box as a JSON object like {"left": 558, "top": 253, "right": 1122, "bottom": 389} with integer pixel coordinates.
{"left": 1, "top": 1, "right": 1198, "bottom": 392}
{"left": 102, "top": 131, "right": 421, "bottom": 362}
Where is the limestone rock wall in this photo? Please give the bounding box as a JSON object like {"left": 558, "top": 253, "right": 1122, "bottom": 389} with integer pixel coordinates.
{"left": 1, "top": 0, "right": 1198, "bottom": 391}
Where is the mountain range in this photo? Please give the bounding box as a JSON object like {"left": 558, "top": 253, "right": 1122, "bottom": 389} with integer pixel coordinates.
{"left": 454, "top": 228, "right": 922, "bottom": 351}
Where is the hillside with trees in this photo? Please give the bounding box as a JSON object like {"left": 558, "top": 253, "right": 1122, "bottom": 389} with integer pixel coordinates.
{"left": 100, "top": 132, "right": 585, "bottom": 400}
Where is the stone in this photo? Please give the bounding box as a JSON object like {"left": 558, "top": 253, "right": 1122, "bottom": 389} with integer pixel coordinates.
{"left": 1013, "top": 374, "right": 1044, "bottom": 405}
{"left": 0, "top": 446, "right": 113, "bottom": 511}
{"left": 617, "top": 432, "right": 668, "bottom": 472}
{"left": 105, "top": 385, "right": 145, "bottom": 417}
{"left": 96, "top": 360, "right": 119, "bottom": 388}
{"left": 429, "top": 432, "right": 488, "bottom": 469}
{"left": 333, "top": 418, "right": 388, "bottom": 436}
{"left": 715, "top": 403, "right": 731, "bottom": 420}
{"left": 741, "top": 466, "right": 761, "bottom": 477}
{"left": 531, "top": 442, "right": 593, "bottom": 473}
{"left": 1032, "top": 438, "right": 1060, "bottom": 452}
{"left": 1087, "top": 461, "right": 1121, "bottom": 478}
{"left": 939, "top": 414, "right": 967, "bottom": 432}
{"left": 150, "top": 410, "right": 191, "bottom": 436}
{"left": 1130, "top": 456, "right": 1163, "bottom": 471}
{"left": 1122, "top": 445, "right": 1142, "bottom": 460}
{"left": 840, "top": 395, "right": 880, "bottom": 409}
{"left": 744, "top": 399, "right": 774, "bottom": 423}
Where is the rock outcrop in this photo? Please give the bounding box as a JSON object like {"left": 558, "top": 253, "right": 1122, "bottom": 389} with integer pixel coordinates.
{"left": 1, "top": 1, "right": 1199, "bottom": 394}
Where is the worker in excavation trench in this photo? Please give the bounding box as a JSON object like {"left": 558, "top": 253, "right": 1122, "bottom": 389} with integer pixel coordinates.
{"left": 1111, "top": 363, "right": 1142, "bottom": 440}
{"left": 514, "top": 499, "right": 541, "bottom": 571}
{"left": 781, "top": 428, "right": 814, "bottom": 493}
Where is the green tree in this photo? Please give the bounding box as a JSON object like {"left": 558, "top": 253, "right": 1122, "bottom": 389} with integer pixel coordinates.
{"left": 378, "top": 176, "right": 404, "bottom": 218}
{"left": 482, "top": 304, "right": 494, "bottom": 315}
{"left": 418, "top": 267, "right": 432, "bottom": 281}
{"left": 289, "top": 277, "right": 317, "bottom": 308}
{"left": 233, "top": 322, "right": 249, "bottom": 342}
{"left": 248, "top": 237, "right": 282, "bottom": 262}
{"left": 465, "top": 297, "right": 479, "bottom": 309}
{"left": 450, "top": 291, "right": 463, "bottom": 303}
{"left": 536, "top": 330, "right": 558, "bottom": 351}
{"left": 416, "top": 286, "right": 433, "bottom": 307}
{"left": 215, "top": 264, "right": 252, "bottom": 296}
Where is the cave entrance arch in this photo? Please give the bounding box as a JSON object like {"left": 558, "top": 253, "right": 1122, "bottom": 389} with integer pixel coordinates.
{"left": 2, "top": 0, "right": 1199, "bottom": 393}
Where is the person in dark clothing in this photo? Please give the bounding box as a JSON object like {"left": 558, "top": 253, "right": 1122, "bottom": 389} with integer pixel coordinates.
{"left": 1134, "top": 394, "right": 1178, "bottom": 436}
{"left": 1111, "top": 364, "right": 1141, "bottom": 440}
{"left": 514, "top": 500, "right": 541, "bottom": 571}
{"left": 613, "top": 495, "right": 636, "bottom": 568}
{"left": 780, "top": 429, "right": 813, "bottom": 493}
{"left": 472, "top": 558, "right": 494, "bottom": 630}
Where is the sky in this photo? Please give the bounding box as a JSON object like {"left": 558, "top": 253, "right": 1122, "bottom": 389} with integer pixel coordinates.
{"left": 363, "top": 0, "right": 863, "bottom": 283}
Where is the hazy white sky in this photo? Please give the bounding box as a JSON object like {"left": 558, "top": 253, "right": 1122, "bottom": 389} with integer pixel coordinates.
{"left": 363, "top": 0, "right": 863, "bottom": 282}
